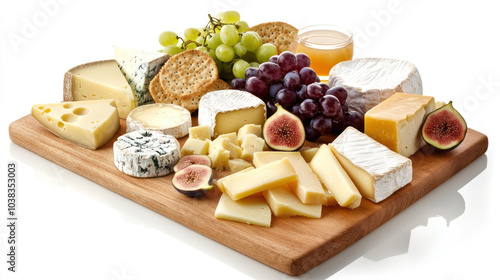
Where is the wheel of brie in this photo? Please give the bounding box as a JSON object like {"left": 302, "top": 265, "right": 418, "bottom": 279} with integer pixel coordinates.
{"left": 126, "top": 103, "right": 191, "bottom": 138}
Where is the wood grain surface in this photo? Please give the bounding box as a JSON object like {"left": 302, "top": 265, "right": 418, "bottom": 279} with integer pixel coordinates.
{"left": 9, "top": 115, "right": 488, "bottom": 276}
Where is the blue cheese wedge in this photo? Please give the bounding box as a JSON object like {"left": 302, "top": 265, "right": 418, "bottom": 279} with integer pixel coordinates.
{"left": 114, "top": 47, "right": 170, "bottom": 106}
{"left": 113, "top": 131, "right": 181, "bottom": 178}
{"left": 329, "top": 127, "right": 412, "bottom": 203}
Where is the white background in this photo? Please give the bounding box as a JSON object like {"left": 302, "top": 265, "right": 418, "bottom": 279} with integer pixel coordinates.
{"left": 0, "top": 0, "right": 498, "bottom": 279}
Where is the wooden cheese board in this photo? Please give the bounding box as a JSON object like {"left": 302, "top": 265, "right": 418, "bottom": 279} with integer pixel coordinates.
{"left": 9, "top": 115, "right": 488, "bottom": 276}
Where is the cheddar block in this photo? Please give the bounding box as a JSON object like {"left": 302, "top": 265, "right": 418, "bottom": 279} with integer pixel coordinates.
{"left": 364, "top": 92, "right": 436, "bottom": 157}
{"left": 188, "top": 125, "right": 211, "bottom": 141}
{"left": 31, "top": 99, "right": 119, "bottom": 150}
{"left": 237, "top": 124, "right": 262, "bottom": 145}
{"left": 223, "top": 158, "right": 298, "bottom": 201}
{"left": 215, "top": 193, "right": 271, "bottom": 227}
{"left": 181, "top": 138, "right": 210, "bottom": 156}
{"left": 263, "top": 185, "right": 322, "bottom": 218}
{"left": 253, "top": 151, "right": 325, "bottom": 204}
{"left": 309, "top": 145, "right": 361, "bottom": 209}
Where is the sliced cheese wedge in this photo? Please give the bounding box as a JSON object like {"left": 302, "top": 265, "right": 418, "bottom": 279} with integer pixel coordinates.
{"left": 309, "top": 144, "right": 361, "bottom": 209}
{"left": 31, "top": 99, "right": 119, "bottom": 150}
{"left": 215, "top": 193, "right": 271, "bottom": 227}
{"left": 330, "top": 127, "right": 412, "bottom": 203}
{"left": 253, "top": 151, "right": 325, "bottom": 204}
{"left": 263, "top": 185, "right": 322, "bottom": 218}
{"left": 223, "top": 158, "right": 298, "bottom": 201}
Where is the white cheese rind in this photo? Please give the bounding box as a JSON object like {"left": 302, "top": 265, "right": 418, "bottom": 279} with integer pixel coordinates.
{"left": 330, "top": 127, "right": 412, "bottom": 203}
{"left": 126, "top": 103, "right": 191, "bottom": 138}
{"left": 198, "top": 90, "right": 266, "bottom": 137}
{"left": 328, "top": 58, "right": 423, "bottom": 115}
{"left": 113, "top": 131, "right": 181, "bottom": 178}
{"left": 114, "top": 47, "right": 169, "bottom": 106}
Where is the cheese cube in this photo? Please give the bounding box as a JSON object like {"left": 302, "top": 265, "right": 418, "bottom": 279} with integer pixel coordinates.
{"left": 310, "top": 145, "right": 361, "bottom": 209}
{"left": 208, "top": 148, "right": 230, "bottom": 172}
{"left": 300, "top": 147, "right": 319, "bottom": 163}
{"left": 237, "top": 124, "right": 262, "bottom": 145}
{"left": 215, "top": 193, "right": 271, "bottom": 227}
{"left": 263, "top": 185, "right": 322, "bottom": 218}
{"left": 31, "top": 100, "right": 119, "bottom": 150}
{"left": 216, "top": 132, "right": 238, "bottom": 145}
{"left": 223, "top": 158, "right": 298, "bottom": 201}
{"left": 228, "top": 158, "right": 253, "bottom": 172}
{"left": 330, "top": 127, "right": 412, "bottom": 203}
{"left": 240, "top": 134, "right": 265, "bottom": 161}
{"left": 181, "top": 138, "right": 210, "bottom": 156}
{"left": 364, "top": 92, "right": 436, "bottom": 157}
{"left": 211, "top": 137, "right": 242, "bottom": 159}
{"left": 188, "top": 125, "right": 211, "bottom": 141}
{"left": 253, "top": 151, "right": 325, "bottom": 205}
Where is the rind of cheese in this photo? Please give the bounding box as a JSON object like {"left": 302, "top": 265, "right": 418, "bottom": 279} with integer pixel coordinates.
{"left": 198, "top": 90, "right": 266, "bottom": 137}
{"left": 31, "top": 99, "right": 119, "bottom": 150}
{"left": 126, "top": 103, "right": 191, "bottom": 138}
{"left": 263, "top": 185, "right": 322, "bottom": 218}
{"left": 310, "top": 144, "right": 361, "bottom": 209}
{"left": 215, "top": 193, "right": 271, "bottom": 227}
{"left": 223, "top": 158, "right": 298, "bottom": 201}
{"left": 63, "top": 60, "right": 136, "bottom": 119}
{"left": 330, "top": 127, "right": 412, "bottom": 203}
{"left": 328, "top": 58, "right": 422, "bottom": 115}
{"left": 253, "top": 151, "right": 325, "bottom": 205}
{"left": 365, "top": 93, "right": 436, "bottom": 157}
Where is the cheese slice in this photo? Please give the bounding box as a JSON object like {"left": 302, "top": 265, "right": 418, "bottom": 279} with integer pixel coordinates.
{"left": 31, "top": 99, "right": 119, "bottom": 150}
{"left": 63, "top": 60, "right": 136, "bottom": 118}
{"left": 364, "top": 93, "right": 436, "bottom": 157}
{"left": 215, "top": 193, "right": 271, "bottom": 227}
{"left": 198, "top": 90, "right": 266, "bottom": 137}
{"left": 126, "top": 103, "right": 191, "bottom": 138}
{"left": 310, "top": 145, "right": 361, "bottom": 209}
{"left": 215, "top": 166, "right": 255, "bottom": 193}
{"left": 263, "top": 185, "right": 322, "bottom": 218}
{"left": 228, "top": 158, "right": 253, "bottom": 172}
{"left": 253, "top": 151, "right": 325, "bottom": 204}
{"left": 114, "top": 47, "right": 170, "bottom": 106}
{"left": 223, "top": 158, "right": 298, "bottom": 201}
{"left": 328, "top": 58, "right": 423, "bottom": 115}
{"left": 300, "top": 147, "right": 319, "bottom": 163}
{"left": 330, "top": 127, "right": 412, "bottom": 203}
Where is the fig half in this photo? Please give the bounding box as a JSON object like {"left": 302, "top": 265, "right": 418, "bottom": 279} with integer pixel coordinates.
{"left": 173, "top": 155, "right": 212, "bottom": 173}
{"left": 263, "top": 104, "right": 306, "bottom": 151}
{"left": 422, "top": 101, "right": 467, "bottom": 151}
{"left": 172, "top": 165, "right": 213, "bottom": 197}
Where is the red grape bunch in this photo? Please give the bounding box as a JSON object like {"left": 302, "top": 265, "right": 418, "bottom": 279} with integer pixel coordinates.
{"left": 231, "top": 51, "right": 363, "bottom": 141}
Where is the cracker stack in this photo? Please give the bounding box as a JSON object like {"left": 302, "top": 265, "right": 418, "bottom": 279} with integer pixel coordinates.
{"left": 250, "top": 22, "right": 298, "bottom": 53}
{"left": 150, "top": 49, "right": 231, "bottom": 112}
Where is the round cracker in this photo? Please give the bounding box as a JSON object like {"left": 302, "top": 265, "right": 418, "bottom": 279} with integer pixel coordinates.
{"left": 250, "top": 21, "right": 298, "bottom": 53}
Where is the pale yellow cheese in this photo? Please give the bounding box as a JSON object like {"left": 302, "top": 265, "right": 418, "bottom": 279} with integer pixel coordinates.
{"left": 31, "top": 99, "right": 119, "bottom": 150}
{"left": 126, "top": 103, "right": 191, "bottom": 138}
{"left": 223, "top": 158, "right": 298, "bottom": 201}
{"left": 214, "top": 106, "right": 266, "bottom": 137}
{"left": 216, "top": 132, "right": 238, "bottom": 145}
{"left": 181, "top": 138, "right": 210, "bottom": 156}
{"left": 228, "top": 158, "right": 253, "bottom": 172}
{"left": 215, "top": 167, "right": 255, "bottom": 193}
{"left": 253, "top": 151, "right": 325, "bottom": 205}
{"left": 211, "top": 137, "right": 242, "bottom": 159}
{"left": 215, "top": 193, "right": 271, "bottom": 227}
{"left": 364, "top": 92, "right": 436, "bottom": 157}
{"left": 240, "top": 134, "right": 265, "bottom": 161}
{"left": 263, "top": 185, "right": 322, "bottom": 218}
{"left": 63, "top": 60, "right": 136, "bottom": 119}
{"left": 300, "top": 147, "right": 319, "bottom": 163}
{"left": 309, "top": 145, "right": 361, "bottom": 209}
{"left": 188, "top": 125, "right": 211, "bottom": 141}
{"left": 322, "top": 187, "right": 337, "bottom": 206}
{"left": 237, "top": 124, "right": 262, "bottom": 145}
{"left": 208, "top": 148, "right": 230, "bottom": 172}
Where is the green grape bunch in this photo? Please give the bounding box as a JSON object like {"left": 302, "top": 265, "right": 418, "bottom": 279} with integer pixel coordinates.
{"left": 158, "top": 11, "right": 278, "bottom": 82}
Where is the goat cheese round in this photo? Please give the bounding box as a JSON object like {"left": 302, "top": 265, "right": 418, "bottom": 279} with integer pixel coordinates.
{"left": 126, "top": 103, "right": 191, "bottom": 138}
{"left": 114, "top": 130, "right": 181, "bottom": 178}
{"left": 328, "top": 58, "right": 423, "bottom": 115}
